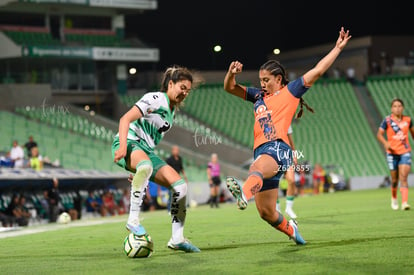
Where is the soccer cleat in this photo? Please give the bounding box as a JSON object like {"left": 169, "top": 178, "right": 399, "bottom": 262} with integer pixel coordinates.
{"left": 226, "top": 176, "right": 248, "bottom": 210}
{"left": 288, "top": 219, "right": 306, "bottom": 245}
{"left": 126, "top": 221, "right": 147, "bottom": 236}
{"left": 401, "top": 202, "right": 411, "bottom": 210}
{"left": 285, "top": 207, "right": 298, "bottom": 219}
{"left": 167, "top": 238, "right": 201, "bottom": 253}
{"left": 391, "top": 198, "right": 399, "bottom": 210}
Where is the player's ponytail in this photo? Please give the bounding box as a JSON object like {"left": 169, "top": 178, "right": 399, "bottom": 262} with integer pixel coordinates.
{"left": 295, "top": 97, "right": 314, "bottom": 119}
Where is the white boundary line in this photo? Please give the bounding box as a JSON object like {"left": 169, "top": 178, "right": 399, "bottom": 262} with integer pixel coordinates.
{"left": 0, "top": 216, "right": 126, "bottom": 239}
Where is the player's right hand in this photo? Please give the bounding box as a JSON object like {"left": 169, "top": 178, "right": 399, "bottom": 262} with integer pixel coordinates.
{"left": 229, "top": 61, "right": 243, "bottom": 74}
{"left": 114, "top": 148, "right": 126, "bottom": 163}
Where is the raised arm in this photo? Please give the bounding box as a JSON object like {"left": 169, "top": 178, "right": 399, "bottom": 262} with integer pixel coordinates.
{"left": 224, "top": 61, "right": 247, "bottom": 99}
{"left": 303, "top": 27, "right": 351, "bottom": 86}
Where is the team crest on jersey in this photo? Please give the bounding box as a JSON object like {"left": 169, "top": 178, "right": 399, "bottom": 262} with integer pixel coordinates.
{"left": 255, "top": 103, "right": 272, "bottom": 119}
{"left": 399, "top": 121, "right": 409, "bottom": 129}
{"left": 257, "top": 105, "right": 267, "bottom": 114}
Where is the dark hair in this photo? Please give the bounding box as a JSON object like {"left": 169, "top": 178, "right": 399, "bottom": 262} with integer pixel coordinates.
{"left": 260, "top": 60, "right": 289, "bottom": 85}
{"left": 295, "top": 98, "right": 314, "bottom": 119}
{"left": 260, "top": 60, "right": 314, "bottom": 119}
{"left": 391, "top": 97, "right": 404, "bottom": 107}
{"left": 160, "top": 65, "right": 193, "bottom": 92}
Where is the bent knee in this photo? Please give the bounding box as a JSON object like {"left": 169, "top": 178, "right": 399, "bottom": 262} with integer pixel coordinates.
{"left": 136, "top": 160, "right": 153, "bottom": 173}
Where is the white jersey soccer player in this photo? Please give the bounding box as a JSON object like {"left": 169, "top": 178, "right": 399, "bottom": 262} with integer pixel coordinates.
{"left": 118, "top": 91, "right": 174, "bottom": 149}
{"left": 112, "top": 66, "right": 200, "bottom": 253}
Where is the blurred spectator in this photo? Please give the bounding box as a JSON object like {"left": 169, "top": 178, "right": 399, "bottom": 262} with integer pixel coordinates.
{"left": 4, "top": 194, "right": 19, "bottom": 226}
{"left": 332, "top": 67, "right": 341, "bottom": 79}
{"left": 346, "top": 67, "right": 356, "bottom": 84}
{"left": 4, "top": 193, "right": 19, "bottom": 223}
{"left": 39, "top": 189, "right": 49, "bottom": 219}
{"left": 165, "top": 145, "right": 188, "bottom": 210}
{"left": 10, "top": 140, "right": 25, "bottom": 168}
{"left": 142, "top": 181, "right": 169, "bottom": 211}
{"left": 47, "top": 177, "right": 60, "bottom": 222}
{"left": 207, "top": 153, "right": 221, "bottom": 208}
{"left": 298, "top": 169, "right": 306, "bottom": 196}
{"left": 0, "top": 210, "right": 11, "bottom": 227}
{"left": 0, "top": 152, "right": 14, "bottom": 168}
{"left": 5, "top": 194, "right": 31, "bottom": 226}
{"left": 86, "top": 191, "right": 104, "bottom": 216}
{"left": 13, "top": 195, "right": 31, "bottom": 226}
{"left": 166, "top": 145, "right": 188, "bottom": 182}
{"left": 157, "top": 186, "right": 170, "bottom": 209}
{"left": 143, "top": 181, "right": 158, "bottom": 212}
{"left": 219, "top": 188, "right": 233, "bottom": 203}
{"left": 24, "top": 136, "right": 38, "bottom": 158}
{"left": 72, "top": 190, "right": 83, "bottom": 219}
{"left": 279, "top": 175, "right": 288, "bottom": 197}
{"left": 379, "top": 175, "right": 391, "bottom": 188}
{"left": 312, "top": 163, "right": 326, "bottom": 195}
{"left": 371, "top": 62, "right": 381, "bottom": 75}
{"left": 28, "top": 146, "right": 43, "bottom": 171}
{"left": 102, "top": 190, "right": 118, "bottom": 216}
{"left": 118, "top": 188, "right": 130, "bottom": 215}
{"left": 66, "top": 206, "right": 79, "bottom": 221}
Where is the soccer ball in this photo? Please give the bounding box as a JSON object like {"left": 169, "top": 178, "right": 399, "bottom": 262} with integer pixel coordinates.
{"left": 57, "top": 212, "right": 71, "bottom": 224}
{"left": 189, "top": 199, "right": 198, "bottom": 208}
{"left": 123, "top": 233, "right": 154, "bottom": 258}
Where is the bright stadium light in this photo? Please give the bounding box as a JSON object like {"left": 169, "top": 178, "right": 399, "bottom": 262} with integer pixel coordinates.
{"left": 129, "top": 67, "right": 137, "bottom": 75}
{"left": 273, "top": 48, "right": 281, "bottom": 55}
{"left": 213, "top": 45, "right": 222, "bottom": 53}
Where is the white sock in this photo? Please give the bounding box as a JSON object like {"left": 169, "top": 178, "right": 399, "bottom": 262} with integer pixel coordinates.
{"left": 286, "top": 199, "right": 294, "bottom": 210}
{"left": 170, "top": 179, "right": 187, "bottom": 243}
{"left": 128, "top": 160, "right": 152, "bottom": 224}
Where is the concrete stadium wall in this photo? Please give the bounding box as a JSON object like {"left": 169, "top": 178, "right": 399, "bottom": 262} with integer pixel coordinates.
{"left": 0, "top": 84, "right": 52, "bottom": 111}
{"left": 349, "top": 174, "right": 414, "bottom": 190}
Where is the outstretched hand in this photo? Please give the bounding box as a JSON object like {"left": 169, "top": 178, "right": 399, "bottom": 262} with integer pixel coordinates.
{"left": 336, "top": 27, "right": 352, "bottom": 50}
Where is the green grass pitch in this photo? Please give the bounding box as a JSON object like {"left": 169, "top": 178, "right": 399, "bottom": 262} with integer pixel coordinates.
{"left": 1, "top": 188, "right": 413, "bottom": 274}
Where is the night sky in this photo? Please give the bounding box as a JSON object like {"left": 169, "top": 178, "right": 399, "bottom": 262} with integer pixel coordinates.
{"left": 125, "top": 0, "right": 413, "bottom": 71}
